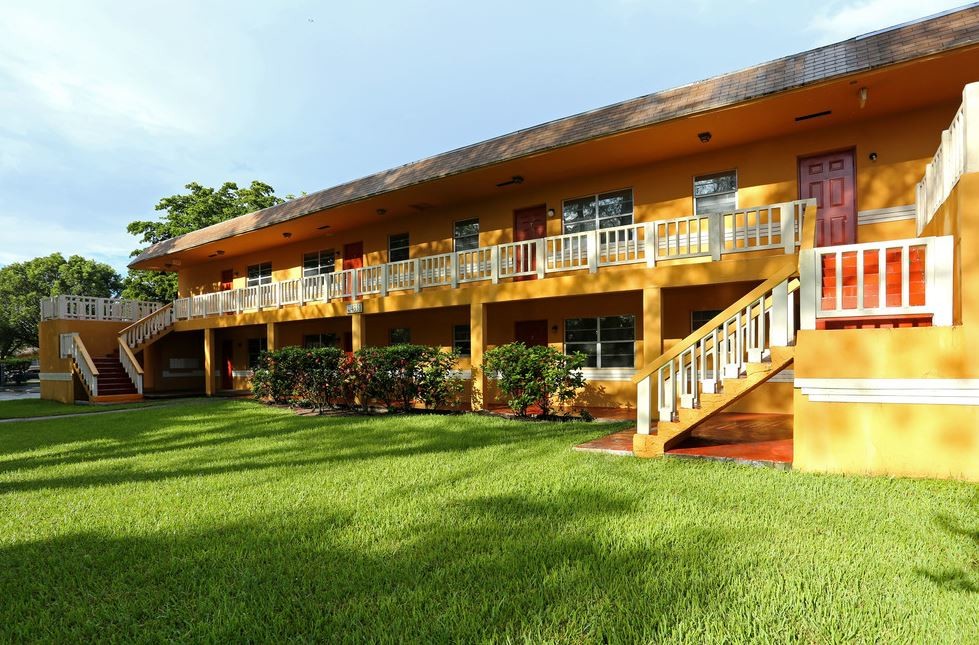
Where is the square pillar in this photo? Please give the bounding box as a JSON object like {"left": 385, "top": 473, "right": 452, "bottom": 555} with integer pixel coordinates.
{"left": 642, "top": 287, "right": 662, "bottom": 423}
{"left": 266, "top": 322, "right": 279, "bottom": 351}
{"left": 469, "top": 299, "right": 487, "bottom": 410}
{"left": 204, "top": 328, "right": 216, "bottom": 397}
{"left": 350, "top": 313, "right": 365, "bottom": 352}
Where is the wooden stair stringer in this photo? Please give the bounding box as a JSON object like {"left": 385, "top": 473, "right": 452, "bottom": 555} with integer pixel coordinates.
{"left": 654, "top": 346, "right": 795, "bottom": 452}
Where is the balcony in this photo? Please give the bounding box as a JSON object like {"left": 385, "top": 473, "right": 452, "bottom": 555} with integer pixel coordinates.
{"left": 171, "top": 200, "right": 811, "bottom": 320}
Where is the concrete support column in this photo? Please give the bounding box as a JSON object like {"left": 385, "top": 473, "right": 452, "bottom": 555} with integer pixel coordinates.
{"left": 642, "top": 287, "right": 663, "bottom": 366}
{"left": 204, "top": 328, "right": 216, "bottom": 397}
{"left": 350, "top": 314, "right": 365, "bottom": 352}
{"left": 266, "top": 322, "right": 278, "bottom": 351}
{"left": 469, "top": 299, "right": 487, "bottom": 410}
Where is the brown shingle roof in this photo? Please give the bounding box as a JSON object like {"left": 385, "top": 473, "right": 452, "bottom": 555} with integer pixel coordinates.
{"left": 132, "top": 5, "right": 979, "bottom": 266}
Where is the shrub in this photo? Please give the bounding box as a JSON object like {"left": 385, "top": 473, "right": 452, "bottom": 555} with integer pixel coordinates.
{"left": 1, "top": 358, "right": 32, "bottom": 385}
{"left": 418, "top": 346, "right": 463, "bottom": 410}
{"left": 295, "top": 346, "right": 346, "bottom": 414}
{"left": 251, "top": 346, "right": 307, "bottom": 404}
{"left": 378, "top": 344, "right": 428, "bottom": 412}
{"left": 482, "top": 343, "right": 587, "bottom": 418}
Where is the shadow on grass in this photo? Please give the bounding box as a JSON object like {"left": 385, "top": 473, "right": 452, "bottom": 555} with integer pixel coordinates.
{"left": 917, "top": 498, "right": 979, "bottom": 594}
{"left": 0, "top": 401, "right": 624, "bottom": 494}
{"left": 0, "top": 487, "right": 729, "bottom": 642}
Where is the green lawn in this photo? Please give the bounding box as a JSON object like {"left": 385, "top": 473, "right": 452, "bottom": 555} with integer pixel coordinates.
{"left": 0, "top": 400, "right": 976, "bottom": 642}
{"left": 0, "top": 398, "right": 155, "bottom": 420}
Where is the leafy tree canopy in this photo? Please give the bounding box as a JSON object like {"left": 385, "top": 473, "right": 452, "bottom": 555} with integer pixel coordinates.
{"left": 0, "top": 253, "right": 122, "bottom": 357}
{"left": 122, "top": 181, "right": 290, "bottom": 302}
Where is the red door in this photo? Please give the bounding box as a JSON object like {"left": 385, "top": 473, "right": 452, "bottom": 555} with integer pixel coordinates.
{"left": 220, "top": 269, "right": 234, "bottom": 291}
{"left": 513, "top": 205, "right": 547, "bottom": 280}
{"left": 221, "top": 340, "right": 233, "bottom": 390}
{"left": 343, "top": 242, "right": 363, "bottom": 299}
{"left": 799, "top": 151, "right": 856, "bottom": 247}
{"left": 515, "top": 320, "right": 549, "bottom": 347}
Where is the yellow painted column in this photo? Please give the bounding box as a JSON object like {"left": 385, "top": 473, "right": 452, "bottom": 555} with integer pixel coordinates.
{"left": 204, "top": 328, "right": 216, "bottom": 396}
{"left": 469, "top": 299, "right": 486, "bottom": 410}
{"left": 642, "top": 287, "right": 662, "bottom": 365}
{"left": 350, "top": 314, "right": 365, "bottom": 352}
{"left": 266, "top": 322, "right": 278, "bottom": 351}
{"left": 635, "top": 287, "right": 662, "bottom": 456}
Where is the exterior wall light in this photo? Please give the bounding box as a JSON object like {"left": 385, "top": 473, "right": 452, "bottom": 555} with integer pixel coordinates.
{"left": 547, "top": 208, "right": 555, "bottom": 217}
{"left": 869, "top": 152, "right": 878, "bottom": 162}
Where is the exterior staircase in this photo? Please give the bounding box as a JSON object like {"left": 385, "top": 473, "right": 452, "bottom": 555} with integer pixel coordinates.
{"left": 90, "top": 351, "right": 143, "bottom": 403}
{"left": 633, "top": 264, "right": 801, "bottom": 457}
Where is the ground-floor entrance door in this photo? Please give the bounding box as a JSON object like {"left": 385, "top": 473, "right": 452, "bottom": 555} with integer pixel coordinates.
{"left": 515, "top": 320, "right": 549, "bottom": 347}
{"left": 513, "top": 205, "right": 547, "bottom": 280}
{"left": 220, "top": 340, "right": 233, "bottom": 390}
{"left": 798, "top": 149, "right": 857, "bottom": 247}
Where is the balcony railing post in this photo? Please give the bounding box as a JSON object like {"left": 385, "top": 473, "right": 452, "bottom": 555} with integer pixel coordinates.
{"left": 964, "top": 82, "right": 979, "bottom": 174}
{"left": 450, "top": 252, "right": 459, "bottom": 288}
{"left": 636, "top": 375, "right": 652, "bottom": 434}
{"left": 644, "top": 223, "right": 655, "bottom": 268}
{"left": 535, "top": 239, "right": 545, "bottom": 279}
{"left": 780, "top": 203, "right": 796, "bottom": 254}
{"left": 380, "top": 265, "right": 389, "bottom": 296}
{"left": 930, "top": 235, "right": 954, "bottom": 326}
{"left": 490, "top": 247, "right": 499, "bottom": 284}
{"left": 413, "top": 259, "right": 421, "bottom": 293}
{"left": 800, "top": 248, "right": 817, "bottom": 330}
{"left": 709, "top": 212, "right": 723, "bottom": 261}
{"left": 275, "top": 282, "right": 282, "bottom": 308}
{"left": 587, "top": 230, "right": 599, "bottom": 273}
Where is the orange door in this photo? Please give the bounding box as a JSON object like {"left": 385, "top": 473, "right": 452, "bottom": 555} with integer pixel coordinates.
{"left": 799, "top": 150, "right": 856, "bottom": 247}
{"left": 221, "top": 340, "right": 233, "bottom": 390}
{"left": 513, "top": 205, "right": 547, "bottom": 281}
{"left": 220, "top": 269, "right": 234, "bottom": 291}
{"left": 343, "top": 242, "right": 363, "bottom": 298}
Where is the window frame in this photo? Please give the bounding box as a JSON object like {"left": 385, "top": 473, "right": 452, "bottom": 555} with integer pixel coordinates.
{"left": 389, "top": 327, "right": 411, "bottom": 345}
{"left": 303, "top": 333, "right": 339, "bottom": 349}
{"left": 452, "top": 324, "right": 471, "bottom": 356}
{"left": 690, "top": 309, "right": 724, "bottom": 333}
{"left": 693, "top": 170, "right": 738, "bottom": 216}
{"left": 247, "top": 337, "right": 268, "bottom": 369}
{"left": 561, "top": 188, "right": 634, "bottom": 234}
{"left": 453, "top": 218, "right": 480, "bottom": 252}
{"left": 389, "top": 233, "right": 410, "bottom": 263}
{"left": 564, "top": 315, "right": 636, "bottom": 369}
{"left": 246, "top": 262, "right": 273, "bottom": 288}
{"left": 302, "top": 249, "right": 335, "bottom": 278}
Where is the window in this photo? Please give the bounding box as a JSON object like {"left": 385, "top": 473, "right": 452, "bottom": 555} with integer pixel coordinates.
{"left": 303, "top": 250, "right": 335, "bottom": 277}
{"left": 247, "top": 338, "right": 268, "bottom": 368}
{"left": 562, "top": 189, "right": 633, "bottom": 234}
{"left": 564, "top": 315, "right": 635, "bottom": 368}
{"left": 389, "top": 328, "right": 411, "bottom": 345}
{"left": 453, "top": 324, "right": 471, "bottom": 356}
{"left": 694, "top": 170, "right": 737, "bottom": 215}
{"left": 246, "top": 262, "right": 272, "bottom": 287}
{"left": 691, "top": 309, "right": 724, "bottom": 333}
{"left": 304, "top": 333, "right": 338, "bottom": 348}
{"left": 389, "top": 233, "right": 410, "bottom": 262}
{"left": 453, "top": 219, "right": 480, "bottom": 251}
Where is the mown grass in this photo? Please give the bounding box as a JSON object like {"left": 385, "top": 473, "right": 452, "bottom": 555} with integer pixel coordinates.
{"left": 0, "top": 398, "right": 155, "bottom": 420}
{"left": 0, "top": 400, "right": 976, "bottom": 642}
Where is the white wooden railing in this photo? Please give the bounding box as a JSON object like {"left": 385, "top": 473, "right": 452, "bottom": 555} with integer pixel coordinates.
{"left": 59, "top": 332, "right": 99, "bottom": 397}
{"left": 916, "top": 82, "right": 979, "bottom": 234}
{"left": 634, "top": 267, "right": 800, "bottom": 434}
{"left": 118, "top": 338, "right": 144, "bottom": 394}
{"left": 119, "top": 303, "right": 175, "bottom": 350}
{"left": 166, "top": 200, "right": 811, "bottom": 322}
{"left": 800, "top": 236, "right": 954, "bottom": 327}
{"left": 40, "top": 295, "right": 162, "bottom": 322}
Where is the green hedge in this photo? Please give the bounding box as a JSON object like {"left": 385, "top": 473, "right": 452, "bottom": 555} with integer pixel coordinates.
{"left": 252, "top": 344, "right": 462, "bottom": 413}
{"left": 482, "top": 343, "right": 587, "bottom": 418}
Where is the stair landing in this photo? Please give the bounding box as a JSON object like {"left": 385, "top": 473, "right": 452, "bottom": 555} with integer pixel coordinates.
{"left": 575, "top": 413, "right": 792, "bottom": 466}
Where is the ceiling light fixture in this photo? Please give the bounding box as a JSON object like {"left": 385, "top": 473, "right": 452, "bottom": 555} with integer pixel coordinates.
{"left": 317, "top": 224, "right": 332, "bottom": 230}
{"left": 282, "top": 232, "right": 292, "bottom": 239}
{"left": 376, "top": 208, "right": 387, "bottom": 216}
{"left": 697, "top": 131, "right": 712, "bottom": 143}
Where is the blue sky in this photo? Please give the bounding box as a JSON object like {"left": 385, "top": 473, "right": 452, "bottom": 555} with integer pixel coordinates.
{"left": 0, "top": 0, "right": 968, "bottom": 273}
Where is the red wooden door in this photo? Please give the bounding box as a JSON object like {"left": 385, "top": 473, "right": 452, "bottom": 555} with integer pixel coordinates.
{"left": 513, "top": 205, "right": 547, "bottom": 280}
{"left": 515, "top": 320, "right": 549, "bottom": 347}
{"left": 220, "top": 269, "right": 234, "bottom": 291}
{"left": 799, "top": 151, "right": 856, "bottom": 247}
{"left": 343, "top": 242, "right": 363, "bottom": 299}
{"left": 221, "top": 340, "right": 233, "bottom": 390}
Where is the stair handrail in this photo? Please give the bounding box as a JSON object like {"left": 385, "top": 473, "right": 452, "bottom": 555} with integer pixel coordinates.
{"left": 118, "top": 302, "right": 175, "bottom": 350}
{"left": 118, "top": 337, "right": 144, "bottom": 394}
{"left": 631, "top": 262, "right": 799, "bottom": 385}
{"left": 61, "top": 332, "right": 100, "bottom": 397}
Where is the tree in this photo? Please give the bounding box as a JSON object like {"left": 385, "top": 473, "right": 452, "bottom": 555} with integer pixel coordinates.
{"left": 122, "top": 181, "right": 290, "bottom": 303}
{"left": 0, "top": 253, "right": 122, "bottom": 357}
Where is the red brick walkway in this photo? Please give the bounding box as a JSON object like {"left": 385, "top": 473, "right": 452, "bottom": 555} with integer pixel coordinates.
{"left": 574, "top": 412, "right": 793, "bottom": 466}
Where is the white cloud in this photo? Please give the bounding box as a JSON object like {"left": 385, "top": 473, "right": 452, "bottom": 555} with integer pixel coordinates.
{"left": 0, "top": 213, "right": 136, "bottom": 273}
{"left": 808, "top": 0, "right": 968, "bottom": 44}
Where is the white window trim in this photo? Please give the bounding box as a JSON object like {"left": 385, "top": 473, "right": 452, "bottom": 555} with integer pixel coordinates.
{"left": 564, "top": 315, "right": 637, "bottom": 369}
{"left": 246, "top": 262, "right": 273, "bottom": 288}
{"left": 302, "top": 249, "right": 336, "bottom": 277}
{"left": 693, "top": 170, "right": 738, "bottom": 216}
{"left": 560, "top": 187, "right": 634, "bottom": 234}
